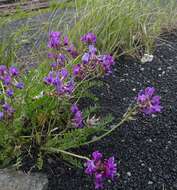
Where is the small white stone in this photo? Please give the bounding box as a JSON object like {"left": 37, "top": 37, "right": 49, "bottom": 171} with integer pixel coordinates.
{"left": 158, "top": 67, "right": 162, "bottom": 71}
{"left": 140, "top": 67, "right": 145, "bottom": 71}
{"left": 148, "top": 168, "right": 152, "bottom": 172}
{"left": 141, "top": 54, "right": 154, "bottom": 63}
{"left": 127, "top": 172, "right": 131, "bottom": 177}
{"left": 132, "top": 88, "right": 136, "bottom": 91}
{"left": 148, "top": 181, "right": 153, "bottom": 185}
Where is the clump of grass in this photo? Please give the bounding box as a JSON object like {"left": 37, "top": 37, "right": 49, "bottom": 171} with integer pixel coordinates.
{"left": 69, "top": 0, "right": 177, "bottom": 57}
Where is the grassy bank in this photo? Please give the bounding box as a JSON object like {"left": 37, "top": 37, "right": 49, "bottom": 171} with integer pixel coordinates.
{"left": 69, "top": 0, "right": 177, "bottom": 57}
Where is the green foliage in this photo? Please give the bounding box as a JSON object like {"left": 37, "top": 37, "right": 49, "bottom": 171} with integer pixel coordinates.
{"left": 0, "top": 30, "right": 113, "bottom": 169}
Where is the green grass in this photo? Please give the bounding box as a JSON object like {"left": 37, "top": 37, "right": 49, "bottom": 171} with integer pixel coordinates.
{"left": 69, "top": 0, "right": 177, "bottom": 57}
{"left": 0, "top": 0, "right": 176, "bottom": 65}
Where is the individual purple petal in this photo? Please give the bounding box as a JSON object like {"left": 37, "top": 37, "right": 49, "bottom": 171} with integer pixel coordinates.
{"left": 48, "top": 31, "right": 61, "bottom": 49}
{"left": 104, "top": 157, "right": 117, "bottom": 179}
{"left": 0, "top": 112, "right": 4, "bottom": 120}
{"left": 73, "top": 64, "right": 81, "bottom": 76}
{"left": 63, "top": 36, "right": 69, "bottom": 46}
{"left": 92, "top": 151, "right": 103, "bottom": 161}
{"left": 71, "top": 104, "right": 79, "bottom": 114}
{"left": 43, "top": 72, "right": 54, "bottom": 85}
{"left": 0, "top": 65, "right": 7, "bottom": 76}
{"left": 71, "top": 104, "right": 83, "bottom": 128}
{"left": 9, "top": 66, "right": 19, "bottom": 76}
{"left": 65, "top": 79, "right": 74, "bottom": 94}
{"left": 81, "top": 32, "right": 97, "bottom": 44}
{"left": 82, "top": 53, "right": 90, "bottom": 64}
{"left": 89, "top": 45, "right": 97, "bottom": 55}
{"left": 60, "top": 68, "right": 68, "bottom": 80}
{"left": 2, "top": 103, "right": 15, "bottom": 117}
{"left": 50, "top": 63, "right": 58, "bottom": 68}
{"left": 15, "top": 82, "right": 24, "bottom": 89}
{"left": 95, "top": 173, "right": 104, "bottom": 189}
{"left": 57, "top": 54, "right": 66, "bottom": 66}
{"left": 145, "top": 87, "right": 155, "bottom": 97}
{"left": 74, "top": 111, "right": 83, "bottom": 127}
{"left": 48, "top": 52, "right": 56, "bottom": 59}
{"left": 6, "top": 89, "right": 14, "bottom": 97}
{"left": 85, "top": 160, "right": 96, "bottom": 175}
{"left": 67, "top": 44, "right": 78, "bottom": 58}
{"left": 54, "top": 72, "right": 64, "bottom": 95}
{"left": 3, "top": 75, "right": 11, "bottom": 86}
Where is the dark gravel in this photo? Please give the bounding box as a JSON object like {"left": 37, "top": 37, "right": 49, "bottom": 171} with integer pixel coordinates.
{"left": 44, "top": 31, "right": 177, "bottom": 190}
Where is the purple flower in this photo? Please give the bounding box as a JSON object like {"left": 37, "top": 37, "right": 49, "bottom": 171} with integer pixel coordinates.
{"left": 63, "top": 36, "right": 69, "bottom": 46}
{"left": 0, "top": 112, "right": 4, "bottom": 120}
{"left": 104, "top": 157, "right": 117, "bottom": 179}
{"left": 43, "top": 71, "right": 54, "bottom": 85}
{"left": 2, "top": 103, "right": 15, "bottom": 117}
{"left": 3, "top": 75, "right": 11, "bottom": 86}
{"left": 54, "top": 72, "right": 64, "bottom": 95}
{"left": 82, "top": 53, "right": 90, "bottom": 64}
{"left": 73, "top": 64, "right": 81, "bottom": 76}
{"left": 137, "top": 87, "right": 162, "bottom": 115}
{"left": 0, "top": 65, "right": 7, "bottom": 76}
{"left": 81, "top": 32, "right": 97, "bottom": 44}
{"left": 71, "top": 104, "right": 83, "bottom": 128}
{"left": 95, "top": 173, "right": 104, "bottom": 189}
{"left": 60, "top": 68, "right": 68, "bottom": 80}
{"left": 89, "top": 45, "right": 97, "bottom": 55}
{"left": 92, "top": 151, "right": 103, "bottom": 161}
{"left": 48, "top": 31, "right": 61, "bottom": 49}
{"left": 99, "top": 55, "right": 115, "bottom": 74}
{"left": 15, "top": 82, "right": 24, "bottom": 89}
{"left": 65, "top": 79, "right": 74, "bottom": 94}
{"left": 9, "top": 66, "right": 19, "bottom": 76}
{"left": 85, "top": 151, "right": 117, "bottom": 189}
{"left": 57, "top": 54, "right": 66, "bottom": 66}
{"left": 85, "top": 160, "right": 96, "bottom": 175}
{"left": 48, "top": 53, "right": 56, "bottom": 59}
{"left": 6, "top": 89, "right": 14, "bottom": 97}
{"left": 50, "top": 63, "right": 58, "bottom": 68}
{"left": 71, "top": 104, "right": 79, "bottom": 114}
{"left": 67, "top": 44, "right": 78, "bottom": 58}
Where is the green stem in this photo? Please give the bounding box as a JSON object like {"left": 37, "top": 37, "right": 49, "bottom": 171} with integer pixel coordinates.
{"left": 41, "top": 147, "right": 90, "bottom": 161}
{"left": 81, "top": 105, "right": 138, "bottom": 146}
{"left": 0, "top": 81, "right": 7, "bottom": 102}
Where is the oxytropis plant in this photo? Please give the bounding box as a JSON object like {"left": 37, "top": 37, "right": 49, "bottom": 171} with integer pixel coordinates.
{"left": 0, "top": 32, "right": 162, "bottom": 189}
{"left": 0, "top": 65, "right": 24, "bottom": 122}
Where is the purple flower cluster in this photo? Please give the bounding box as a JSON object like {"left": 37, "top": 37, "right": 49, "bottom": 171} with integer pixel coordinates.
{"left": 0, "top": 65, "right": 24, "bottom": 120}
{"left": 73, "top": 33, "right": 115, "bottom": 78}
{"left": 44, "top": 68, "right": 74, "bottom": 96}
{"left": 48, "top": 31, "right": 78, "bottom": 68}
{"left": 85, "top": 151, "right": 117, "bottom": 189}
{"left": 45, "top": 31, "right": 116, "bottom": 129}
{"left": 137, "top": 87, "right": 162, "bottom": 115}
{"left": 71, "top": 104, "right": 83, "bottom": 128}
{"left": 81, "top": 32, "right": 97, "bottom": 44}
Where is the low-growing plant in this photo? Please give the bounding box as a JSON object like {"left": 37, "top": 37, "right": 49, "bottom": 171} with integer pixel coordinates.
{"left": 0, "top": 32, "right": 162, "bottom": 189}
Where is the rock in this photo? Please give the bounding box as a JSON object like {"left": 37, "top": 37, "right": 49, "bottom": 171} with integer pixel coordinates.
{"left": 0, "top": 169, "right": 48, "bottom": 190}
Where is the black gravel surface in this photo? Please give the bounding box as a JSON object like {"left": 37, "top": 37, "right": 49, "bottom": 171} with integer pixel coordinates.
{"left": 43, "top": 31, "right": 177, "bottom": 190}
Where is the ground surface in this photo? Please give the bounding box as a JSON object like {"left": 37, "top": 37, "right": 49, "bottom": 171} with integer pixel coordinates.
{"left": 43, "top": 31, "right": 177, "bottom": 190}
